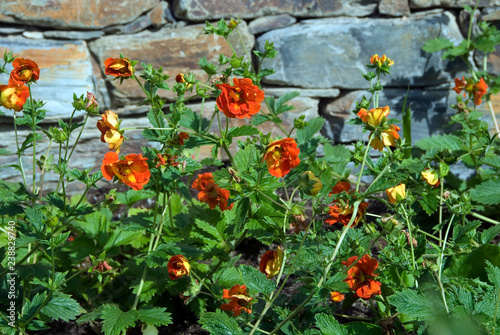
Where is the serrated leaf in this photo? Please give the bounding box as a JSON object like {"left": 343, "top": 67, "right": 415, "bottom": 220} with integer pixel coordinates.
{"left": 41, "top": 293, "right": 85, "bottom": 321}
{"left": 194, "top": 219, "right": 224, "bottom": 242}
{"left": 19, "top": 292, "right": 47, "bottom": 324}
{"left": 421, "top": 37, "right": 453, "bottom": 53}
{"left": 226, "top": 126, "right": 259, "bottom": 140}
{"left": 233, "top": 144, "right": 259, "bottom": 172}
{"left": 486, "top": 261, "right": 500, "bottom": 289}
{"left": 345, "top": 321, "right": 383, "bottom": 335}
{"left": 415, "top": 134, "right": 463, "bottom": 152}
{"left": 101, "top": 305, "right": 137, "bottom": 335}
{"left": 251, "top": 114, "right": 270, "bottom": 126}
{"left": 481, "top": 224, "right": 500, "bottom": 244}
{"left": 444, "top": 244, "right": 500, "bottom": 281}
{"left": 136, "top": 307, "right": 172, "bottom": 327}
{"left": 419, "top": 190, "right": 440, "bottom": 215}
{"left": 297, "top": 117, "right": 324, "bottom": 144}
{"left": 470, "top": 179, "right": 500, "bottom": 205}
{"left": 239, "top": 264, "right": 275, "bottom": 296}
{"left": 24, "top": 207, "right": 45, "bottom": 234}
{"left": 388, "top": 289, "right": 440, "bottom": 320}
{"left": 314, "top": 313, "right": 348, "bottom": 335}
{"left": 199, "top": 311, "right": 244, "bottom": 335}
{"left": 116, "top": 189, "right": 155, "bottom": 207}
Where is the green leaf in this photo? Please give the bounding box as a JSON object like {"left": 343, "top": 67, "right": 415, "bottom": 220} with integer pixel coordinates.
{"left": 297, "top": 117, "right": 324, "bottom": 144}
{"left": 442, "top": 40, "right": 470, "bottom": 60}
{"left": 415, "top": 134, "right": 463, "bottom": 152}
{"left": 275, "top": 91, "right": 300, "bottom": 115}
{"left": 345, "top": 322, "right": 383, "bottom": 335}
{"left": 314, "top": 313, "right": 348, "bottom": 335}
{"left": 419, "top": 190, "right": 440, "bottom": 215}
{"left": 136, "top": 307, "right": 172, "bottom": 327}
{"left": 421, "top": 37, "right": 453, "bottom": 53}
{"left": 194, "top": 219, "right": 225, "bottom": 243}
{"left": 444, "top": 244, "right": 500, "bottom": 281}
{"left": 481, "top": 224, "right": 500, "bottom": 244}
{"left": 116, "top": 189, "right": 155, "bottom": 207}
{"left": 101, "top": 305, "right": 137, "bottom": 335}
{"left": 24, "top": 207, "right": 45, "bottom": 234}
{"left": 199, "top": 57, "right": 218, "bottom": 76}
{"left": 20, "top": 292, "right": 47, "bottom": 324}
{"left": 388, "top": 289, "right": 440, "bottom": 320}
{"left": 251, "top": 114, "right": 271, "bottom": 126}
{"left": 199, "top": 311, "right": 244, "bottom": 335}
{"left": 486, "top": 261, "right": 500, "bottom": 289}
{"left": 233, "top": 144, "right": 259, "bottom": 172}
{"left": 470, "top": 179, "right": 500, "bottom": 205}
{"left": 226, "top": 125, "right": 259, "bottom": 140}
{"left": 239, "top": 264, "right": 275, "bottom": 296}
{"left": 41, "top": 293, "right": 85, "bottom": 321}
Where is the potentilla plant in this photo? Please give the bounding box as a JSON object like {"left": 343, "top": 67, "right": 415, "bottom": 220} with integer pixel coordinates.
{"left": 0, "top": 15, "right": 500, "bottom": 335}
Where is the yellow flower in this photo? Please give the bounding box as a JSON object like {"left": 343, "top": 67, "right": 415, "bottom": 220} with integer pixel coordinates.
{"left": 421, "top": 169, "right": 439, "bottom": 187}
{"left": 259, "top": 246, "right": 284, "bottom": 279}
{"left": 370, "top": 54, "right": 394, "bottom": 67}
{"left": 386, "top": 184, "right": 406, "bottom": 204}
{"left": 300, "top": 171, "right": 323, "bottom": 196}
{"left": 357, "top": 106, "right": 390, "bottom": 127}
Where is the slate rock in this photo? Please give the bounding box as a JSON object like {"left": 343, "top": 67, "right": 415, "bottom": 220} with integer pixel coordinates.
{"left": 89, "top": 22, "right": 255, "bottom": 104}
{"left": 263, "top": 87, "right": 340, "bottom": 98}
{"left": 0, "top": 36, "right": 95, "bottom": 122}
{"left": 409, "top": 0, "right": 500, "bottom": 8}
{"left": 43, "top": 30, "right": 104, "bottom": 40}
{"left": 379, "top": 0, "right": 411, "bottom": 16}
{"left": 0, "top": 27, "right": 24, "bottom": 35}
{"left": 0, "top": 0, "right": 159, "bottom": 29}
{"left": 481, "top": 6, "right": 500, "bottom": 20}
{"left": 248, "top": 15, "right": 297, "bottom": 35}
{"left": 173, "top": 0, "right": 378, "bottom": 21}
{"left": 257, "top": 11, "right": 466, "bottom": 89}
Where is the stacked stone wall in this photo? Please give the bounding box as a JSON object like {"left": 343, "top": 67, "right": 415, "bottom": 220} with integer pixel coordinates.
{"left": 0, "top": 0, "right": 499, "bottom": 191}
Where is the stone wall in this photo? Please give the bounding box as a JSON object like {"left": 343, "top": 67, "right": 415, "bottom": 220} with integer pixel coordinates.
{"left": 1, "top": 0, "right": 499, "bottom": 192}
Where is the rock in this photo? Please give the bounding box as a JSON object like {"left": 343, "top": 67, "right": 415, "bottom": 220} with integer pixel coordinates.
{"left": 22, "top": 31, "right": 44, "bottom": 39}
{"left": 263, "top": 87, "right": 340, "bottom": 98}
{"left": 89, "top": 21, "right": 255, "bottom": 104}
{"left": 322, "top": 89, "right": 458, "bottom": 143}
{"left": 379, "top": 0, "right": 411, "bottom": 16}
{"left": 112, "top": 15, "right": 153, "bottom": 35}
{"left": 0, "top": 0, "right": 159, "bottom": 30}
{"left": 481, "top": 6, "right": 500, "bottom": 20}
{"left": 173, "top": 0, "right": 378, "bottom": 21}
{"left": 0, "top": 36, "right": 95, "bottom": 122}
{"left": 248, "top": 15, "right": 296, "bottom": 35}
{"left": 0, "top": 27, "right": 23, "bottom": 35}
{"left": 43, "top": 30, "right": 104, "bottom": 40}
{"left": 148, "top": 2, "right": 171, "bottom": 27}
{"left": 257, "top": 11, "right": 466, "bottom": 89}
{"left": 410, "top": 0, "right": 500, "bottom": 8}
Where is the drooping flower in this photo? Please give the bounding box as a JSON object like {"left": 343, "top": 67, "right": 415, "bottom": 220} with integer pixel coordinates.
{"left": 330, "top": 291, "right": 345, "bottom": 302}
{"left": 0, "top": 84, "right": 30, "bottom": 111}
{"left": 326, "top": 181, "right": 369, "bottom": 227}
{"left": 421, "top": 168, "right": 439, "bottom": 187}
{"left": 370, "top": 54, "right": 394, "bottom": 68}
{"left": 192, "top": 172, "right": 233, "bottom": 211}
{"left": 176, "top": 132, "right": 189, "bottom": 146}
{"left": 85, "top": 91, "right": 99, "bottom": 111}
{"left": 299, "top": 171, "right": 323, "bottom": 196}
{"left": 9, "top": 58, "right": 40, "bottom": 85}
{"left": 259, "top": 246, "right": 284, "bottom": 279}
{"left": 264, "top": 138, "right": 300, "bottom": 178}
{"left": 453, "top": 76, "right": 488, "bottom": 106}
{"left": 342, "top": 254, "right": 381, "bottom": 300}
{"left": 97, "top": 110, "right": 124, "bottom": 153}
{"left": 101, "top": 152, "right": 151, "bottom": 191}
{"left": 386, "top": 183, "right": 406, "bottom": 204}
{"left": 104, "top": 57, "right": 134, "bottom": 77}
{"left": 357, "top": 106, "right": 400, "bottom": 152}
{"left": 215, "top": 77, "right": 265, "bottom": 119}
{"left": 220, "top": 284, "right": 252, "bottom": 317}
{"left": 167, "top": 255, "right": 190, "bottom": 280}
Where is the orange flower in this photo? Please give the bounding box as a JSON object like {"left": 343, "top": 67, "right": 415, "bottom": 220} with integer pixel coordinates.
{"left": 386, "top": 183, "right": 406, "bottom": 204}
{"left": 220, "top": 284, "right": 252, "bottom": 317}
{"left": 453, "top": 77, "right": 488, "bottom": 106}
{"left": 104, "top": 57, "right": 134, "bottom": 77}
{"left": 371, "top": 125, "right": 401, "bottom": 152}
{"left": 342, "top": 254, "right": 381, "bottom": 300}
{"left": 215, "top": 78, "right": 264, "bottom": 119}
{"left": 167, "top": 255, "right": 190, "bottom": 280}
{"left": 177, "top": 132, "right": 189, "bottom": 146}
{"left": 325, "top": 202, "right": 368, "bottom": 227}
{"left": 330, "top": 291, "right": 345, "bottom": 302}
{"left": 0, "top": 84, "right": 30, "bottom": 111}
{"left": 93, "top": 261, "right": 112, "bottom": 272}
{"left": 370, "top": 54, "right": 394, "bottom": 67}
{"left": 101, "top": 152, "right": 151, "bottom": 191}
{"left": 264, "top": 138, "right": 300, "bottom": 178}
{"left": 421, "top": 168, "right": 439, "bottom": 187}
{"left": 357, "top": 106, "right": 400, "bottom": 152}
{"left": 192, "top": 173, "right": 233, "bottom": 211}
{"left": 357, "top": 106, "right": 389, "bottom": 127}
{"left": 9, "top": 58, "right": 40, "bottom": 85}
{"left": 97, "top": 110, "right": 124, "bottom": 153}
{"left": 329, "top": 181, "right": 351, "bottom": 196}
{"left": 259, "top": 246, "right": 283, "bottom": 279}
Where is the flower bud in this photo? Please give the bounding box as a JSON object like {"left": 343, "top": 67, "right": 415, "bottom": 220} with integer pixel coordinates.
{"left": 259, "top": 246, "right": 283, "bottom": 279}
{"left": 299, "top": 171, "right": 322, "bottom": 196}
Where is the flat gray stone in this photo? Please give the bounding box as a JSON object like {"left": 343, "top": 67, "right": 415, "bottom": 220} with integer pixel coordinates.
{"left": 0, "top": 36, "right": 95, "bottom": 122}
{"left": 257, "top": 11, "right": 466, "bottom": 89}
{"left": 248, "top": 15, "right": 297, "bottom": 35}
{"left": 173, "top": 0, "right": 378, "bottom": 21}
{"left": 263, "top": 87, "right": 340, "bottom": 98}
{"left": 0, "top": 27, "right": 24, "bottom": 35}
{"left": 43, "top": 30, "right": 104, "bottom": 40}
{"left": 410, "top": 0, "right": 500, "bottom": 8}
{"left": 379, "top": 0, "right": 411, "bottom": 16}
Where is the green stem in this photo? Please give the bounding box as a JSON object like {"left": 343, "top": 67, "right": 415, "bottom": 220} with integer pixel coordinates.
{"left": 493, "top": 287, "right": 500, "bottom": 335}
{"left": 438, "top": 178, "right": 444, "bottom": 246}
{"left": 236, "top": 26, "right": 254, "bottom": 73}
{"left": 402, "top": 207, "right": 418, "bottom": 275}
{"left": 437, "top": 214, "right": 454, "bottom": 314}
{"left": 470, "top": 211, "right": 500, "bottom": 225}
{"left": 487, "top": 99, "right": 500, "bottom": 137}
{"left": 0, "top": 242, "right": 41, "bottom": 278}
{"left": 37, "top": 139, "right": 53, "bottom": 196}
{"left": 66, "top": 111, "right": 90, "bottom": 162}
{"left": 466, "top": 0, "right": 481, "bottom": 50}
{"left": 28, "top": 83, "right": 36, "bottom": 198}
{"left": 13, "top": 111, "right": 27, "bottom": 186}
{"left": 366, "top": 163, "right": 390, "bottom": 193}
{"left": 356, "top": 133, "right": 375, "bottom": 192}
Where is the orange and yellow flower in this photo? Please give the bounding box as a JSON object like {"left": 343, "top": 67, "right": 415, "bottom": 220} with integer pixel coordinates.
{"left": 167, "top": 255, "right": 190, "bottom": 280}
{"left": 215, "top": 77, "right": 264, "bottom": 119}
{"left": 299, "top": 171, "right": 322, "bottom": 196}
{"left": 9, "top": 58, "right": 40, "bottom": 85}
{"left": 330, "top": 291, "right": 345, "bottom": 302}
{"left": 357, "top": 106, "right": 400, "bottom": 152}
{"left": 264, "top": 138, "right": 300, "bottom": 178}
{"left": 97, "top": 110, "right": 124, "bottom": 153}
{"left": 453, "top": 76, "right": 488, "bottom": 106}
{"left": 101, "top": 152, "right": 151, "bottom": 191}
{"left": 386, "top": 183, "right": 406, "bottom": 204}
{"left": 370, "top": 54, "right": 394, "bottom": 68}
{"left": 421, "top": 168, "right": 439, "bottom": 187}
{"left": 104, "top": 57, "right": 134, "bottom": 77}
{"left": 326, "top": 181, "right": 368, "bottom": 227}
{"left": 192, "top": 172, "right": 233, "bottom": 211}
{"left": 259, "top": 246, "right": 283, "bottom": 279}
{"left": 342, "top": 254, "right": 381, "bottom": 300}
{"left": 220, "top": 284, "right": 252, "bottom": 317}
{"left": 0, "top": 84, "right": 30, "bottom": 111}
